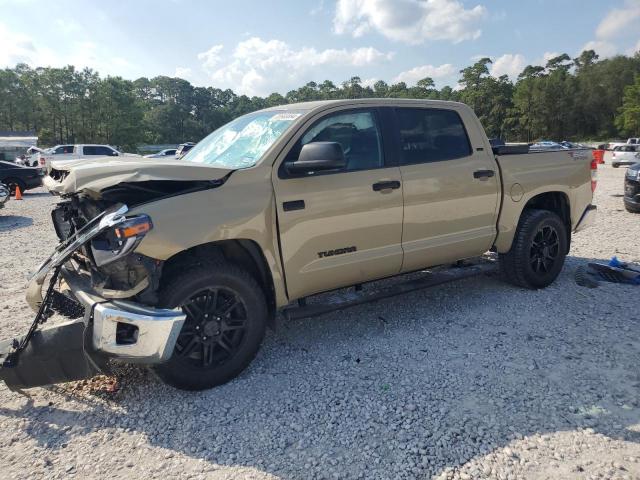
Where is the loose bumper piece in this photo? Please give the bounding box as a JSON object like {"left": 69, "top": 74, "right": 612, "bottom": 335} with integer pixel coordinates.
{"left": 0, "top": 320, "right": 104, "bottom": 391}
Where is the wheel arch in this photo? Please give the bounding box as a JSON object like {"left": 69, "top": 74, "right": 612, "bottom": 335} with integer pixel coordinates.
{"left": 496, "top": 190, "right": 572, "bottom": 254}
{"left": 161, "top": 239, "right": 277, "bottom": 326}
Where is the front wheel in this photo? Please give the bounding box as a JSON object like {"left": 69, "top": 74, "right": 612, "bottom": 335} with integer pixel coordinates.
{"left": 500, "top": 209, "right": 568, "bottom": 289}
{"left": 152, "top": 261, "right": 267, "bottom": 390}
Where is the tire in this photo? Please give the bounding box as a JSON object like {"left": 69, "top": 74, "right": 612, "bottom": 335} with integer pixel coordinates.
{"left": 5, "top": 178, "right": 26, "bottom": 196}
{"left": 499, "top": 209, "right": 568, "bottom": 289}
{"left": 152, "top": 261, "right": 267, "bottom": 390}
{"left": 612, "top": 162, "right": 620, "bottom": 168}
{"left": 625, "top": 202, "right": 640, "bottom": 214}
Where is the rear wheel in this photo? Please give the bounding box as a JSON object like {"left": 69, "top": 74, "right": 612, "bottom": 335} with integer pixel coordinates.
{"left": 500, "top": 209, "right": 568, "bottom": 289}
{"left": 152, "top": 261, "right": 267, "bottom": 390}
{"left": 5, "top": 178, "right": 26, "bottom": 196}
{"left": 612, "top": 162, "right": 620, "bottom": 168}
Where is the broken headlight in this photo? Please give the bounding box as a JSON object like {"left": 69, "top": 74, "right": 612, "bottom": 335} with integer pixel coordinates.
{"left": 90, "top": 214, "right": 153, "bottom": 267}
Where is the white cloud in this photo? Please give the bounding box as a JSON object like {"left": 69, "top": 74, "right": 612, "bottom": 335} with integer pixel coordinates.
{"left": 581, "top": 0, "right": 640, "bottom": 58}
{"left": 361, "top": 77, "right": 378, "bottom": 88}
{"left": 581, "top": 40, "right": 617, "bottom": 58}
{"left": 489, "top": 53, "right": 526, "bottom": 78}
{"left": 174, "top": 66, "right": 192, "bottom": 79}
{"left": 333, "top": 0, "right": 487, "bottom": 44}
{"left": 392, "top": 63, "right": 456, "bottom": 85}
{"left": 596, "top": 1, "right": 640, "bottom": 39}
{"left": 627, "top": 39, "right": 640, "bottom": 55}
{"left": 541, "top": 51, "right": 560, "bottom": 63}
{"left": 197, "top": 44, "right": 224, "bottom": 72}
{"left": 0, "top": 22, "right": 139, "bottom": 77}
{"left": 0, "top": 23, "right": 41, "bottom": 65}
{"left": 201, "top": 37, "right": 393, "bottom": 96}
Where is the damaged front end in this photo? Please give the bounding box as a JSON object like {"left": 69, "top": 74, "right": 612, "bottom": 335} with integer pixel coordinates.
{"left": 0, "top": 203, "right": 185, "bottom": 391}
{"left": 1, "top": 161, "right": 234, "bottom": 391}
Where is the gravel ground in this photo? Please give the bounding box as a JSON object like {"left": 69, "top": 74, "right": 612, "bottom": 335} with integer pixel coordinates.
{"left": 0, "top": 157, "right": 639, "bottom": 480}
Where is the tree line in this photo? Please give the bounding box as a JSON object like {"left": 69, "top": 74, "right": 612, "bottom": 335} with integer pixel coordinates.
{"left": 0, "top": 50, "right": 639, "bottom": 150}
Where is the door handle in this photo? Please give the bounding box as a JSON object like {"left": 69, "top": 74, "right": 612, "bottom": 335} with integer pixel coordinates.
{"left": 473, "top": 170, "right": 495, "bottom": 179}
{"left": 372, "top": 180, "right": 401, "bottom": 192}
{"left": 283, "top": 200, "right": 305, "bottom": 211}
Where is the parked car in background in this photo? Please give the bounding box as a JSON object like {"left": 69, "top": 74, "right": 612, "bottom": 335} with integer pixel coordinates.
{"left": 175, "top": 142, "right": 195, "bottom": 159}
{"left": 144, "top": 148, "right": 177, "bottom": 159}
{"left": 24, "top": 146, "right": 45, "bottom": 166}
{"left": 560, "top": 141, "right": 592, "bottom": 150}
{"left": 607, "top": 138, "right": 640, "bottom": 150}
{"left": 0, "top": 161, "right": 43, "bottom": 194}
{"left": 611, "top": 145, "right": 640, "bottom": 168}
{"left": 39, "top": 144, "right": 140, "bottom": 170}
{"left": 0, "top": 183, "right": 9, "bottom": 209}
{"left": 624, "top": 162, "right": 640, "bottom": 213}
{"left": 530, "top": 140, "right": 567, "bottom": 150}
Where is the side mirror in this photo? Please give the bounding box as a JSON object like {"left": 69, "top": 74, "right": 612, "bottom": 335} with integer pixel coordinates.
{"left": 286, "top": 142, "right": 346, "bottom": 175}
{"left": 111, "top": 151, "right": 119, "bottom": 156}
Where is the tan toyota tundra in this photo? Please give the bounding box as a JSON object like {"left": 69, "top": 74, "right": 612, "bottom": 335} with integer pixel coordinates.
{"left": 0, "top": 99, "right": 597, "bottom": 391}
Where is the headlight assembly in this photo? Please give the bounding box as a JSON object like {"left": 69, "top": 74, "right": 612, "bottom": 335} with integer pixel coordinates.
{"left": 91, "top": 214, "right": 153, "bottom": 267}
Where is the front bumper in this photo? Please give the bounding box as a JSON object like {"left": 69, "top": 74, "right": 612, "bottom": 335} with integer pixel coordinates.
{"left": 574, "top": 204, "right": 597, "bottom": 232}
{"left": 60, "top": 266, "right": 185, "bottom": 363}
{"left": 24, "top": 204, "right": 185, "bottom": 364}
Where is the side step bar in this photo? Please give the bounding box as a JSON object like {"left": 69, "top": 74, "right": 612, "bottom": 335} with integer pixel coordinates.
{"left": 282, "top": 259, "right": 497, "bottom": 320}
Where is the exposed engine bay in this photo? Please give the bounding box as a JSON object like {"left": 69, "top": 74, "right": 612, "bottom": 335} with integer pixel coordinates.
{"left": 46, "top": 171, "right": 232, "bottom": 304}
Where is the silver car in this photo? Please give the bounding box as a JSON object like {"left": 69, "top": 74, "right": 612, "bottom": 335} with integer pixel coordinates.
{"left": 612, "top": 145, "right": 640, "bottom": 168}
{"left": 143, "top": 148, "right": 177, "bottom": 159}
{"left": 0, "top": 183, "right": 9, "bottom": 209}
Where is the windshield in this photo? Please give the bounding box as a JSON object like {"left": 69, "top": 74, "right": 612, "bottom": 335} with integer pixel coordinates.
{"left": 181, "top": 110, "right": 305, "bottom": 169}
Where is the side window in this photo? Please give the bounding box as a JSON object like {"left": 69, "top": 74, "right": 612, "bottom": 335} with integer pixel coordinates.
{"left": 395, "top": 108, "right": 472, "bottom": 164}
{"left": 287, "top": 110, "right": 383, "bottom": 172}
{"left": 54, "top": 145, "right": 74, "bottom": 154}
{"left": 84, "top": 146, "right": 114, "bottom": 156}
{"left": 97, "top": 146, "right": 116, "bottom": 156}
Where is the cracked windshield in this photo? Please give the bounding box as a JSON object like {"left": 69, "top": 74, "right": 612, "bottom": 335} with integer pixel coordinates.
{"left": 181, "top": 110, "right": 305, "bottom": 168}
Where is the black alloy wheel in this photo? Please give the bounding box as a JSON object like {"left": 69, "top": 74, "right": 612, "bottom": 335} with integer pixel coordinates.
{"left": 152, "top": 261, "right": 268, "bottom": 390}
{"left": 529, "top": 225, "right": 560, "bottom": 274}
{"left": 175, "top": 287, "right": 248, "bottom": 368}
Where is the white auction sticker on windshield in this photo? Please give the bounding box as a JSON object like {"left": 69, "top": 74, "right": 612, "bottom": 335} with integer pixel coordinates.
{"left": 271, "top": 113, "right": 302, "bottom": 121}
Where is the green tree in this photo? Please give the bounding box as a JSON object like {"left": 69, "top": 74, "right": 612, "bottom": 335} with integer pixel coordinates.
{"left": 616, "top": 74, "right": 640, "bottom": 135}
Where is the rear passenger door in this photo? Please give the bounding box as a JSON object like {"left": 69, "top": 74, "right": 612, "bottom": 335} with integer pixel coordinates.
{"left": 392, "top": 106, "right": 500, "bottom": 272}
{"left": 274, "top": 108, "right": 404, "bottom": 300}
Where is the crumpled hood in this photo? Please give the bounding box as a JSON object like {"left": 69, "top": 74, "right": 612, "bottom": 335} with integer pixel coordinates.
{"left": 46, "top": 157, "right": 233, "bottom": 195}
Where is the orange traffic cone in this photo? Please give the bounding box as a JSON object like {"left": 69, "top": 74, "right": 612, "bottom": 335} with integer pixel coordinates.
{"left": 14, "top": 185, "right": 23, "bottom": 200}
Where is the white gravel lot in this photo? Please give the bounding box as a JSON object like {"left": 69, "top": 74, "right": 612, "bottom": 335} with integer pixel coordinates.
{"left": 0, "top": 157, "right": 639, "bottom": 480}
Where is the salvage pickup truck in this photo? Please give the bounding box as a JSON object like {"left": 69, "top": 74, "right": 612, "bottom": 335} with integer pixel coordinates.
{"left": 0, "top": 99, "right": 597, "bottom": 391}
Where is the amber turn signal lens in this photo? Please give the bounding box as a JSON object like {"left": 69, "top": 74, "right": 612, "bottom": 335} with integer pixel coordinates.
{"left": 114, "top": 215, "right": 153, "bottom": 239}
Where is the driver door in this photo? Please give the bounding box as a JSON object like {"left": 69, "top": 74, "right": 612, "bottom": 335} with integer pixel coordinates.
{"left": 273, "top": 108, "right": 404, "bottom": 300}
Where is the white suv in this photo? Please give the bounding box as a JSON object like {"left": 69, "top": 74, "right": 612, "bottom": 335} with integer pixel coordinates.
{"left": 40, "top": 144, "right": 136, "bottom": 170}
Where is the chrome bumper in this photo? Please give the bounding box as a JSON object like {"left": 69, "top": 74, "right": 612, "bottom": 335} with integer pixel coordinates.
{"left": 574, "top": 204, "right": 597, "bottom": 232}
{"left": 62, "top": 266, "right": 185, "bottom": 363}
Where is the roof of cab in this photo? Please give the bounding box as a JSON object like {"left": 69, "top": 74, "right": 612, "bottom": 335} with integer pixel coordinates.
{"left": 261, "top": 98, "right": 466, "bottom": 113}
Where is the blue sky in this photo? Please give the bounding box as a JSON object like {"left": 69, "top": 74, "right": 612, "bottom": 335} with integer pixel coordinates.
{"left": 1, "top": 0, "right": 638, "bottom": 96}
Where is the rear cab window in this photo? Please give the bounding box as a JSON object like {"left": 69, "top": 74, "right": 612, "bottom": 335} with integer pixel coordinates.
{"left": 394, "top": 108, "right": 472, "bottom": 164}
{"left": 83, "top": 146, "right": 116, "bottom": 156}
